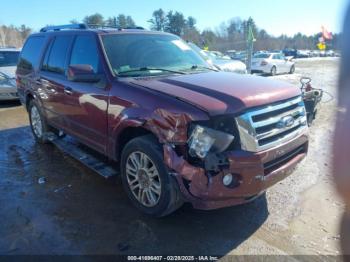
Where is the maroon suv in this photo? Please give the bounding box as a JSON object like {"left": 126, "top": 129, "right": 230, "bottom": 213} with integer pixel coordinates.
{"left": 16, "top": 24, "right": 308, "bottom": 216}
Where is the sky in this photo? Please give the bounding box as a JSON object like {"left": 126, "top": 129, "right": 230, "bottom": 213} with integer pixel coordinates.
{"left": 0, "top": 0, "right": 348, "bottom": 36}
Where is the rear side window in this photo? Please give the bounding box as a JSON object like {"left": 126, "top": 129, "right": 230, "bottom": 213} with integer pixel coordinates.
{"left": 70, "top": 35, "right": 100, "bottom": 73}
{"left": 43, "top": 35, "right": 73, "bottom": 74}
{"left": 17, "top": 36, "right": 46, "bottom": 71}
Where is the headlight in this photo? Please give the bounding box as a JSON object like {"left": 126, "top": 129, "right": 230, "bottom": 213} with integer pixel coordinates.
{"left": 188, "top": 125, "right": 235, "bottom": 159}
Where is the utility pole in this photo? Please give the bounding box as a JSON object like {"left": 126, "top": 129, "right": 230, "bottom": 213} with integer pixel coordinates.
{"left": 246, "top": 20, "right": 255, "bottom": 74}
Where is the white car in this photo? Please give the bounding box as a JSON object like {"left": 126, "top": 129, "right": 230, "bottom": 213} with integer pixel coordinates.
{"left": 251, "top": 52, "right": 295, "bottom": 76}
{"left": 0, "top": 48, "right": 20, "bottom": 100}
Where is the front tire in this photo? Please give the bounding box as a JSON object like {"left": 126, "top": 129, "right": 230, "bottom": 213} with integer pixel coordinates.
{"left": 120, "top": 135, "right": 183, "bottom": 217}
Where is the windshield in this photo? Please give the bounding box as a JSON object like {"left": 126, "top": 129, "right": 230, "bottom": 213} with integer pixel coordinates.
{"left": 253, "top": 53, "right": 271, "bottom": 59}
{"left": 0, "top": 51, "right": 20, "bottom": 67}
{"left": 101, "top": 34, "right": 209, "bottom": 76}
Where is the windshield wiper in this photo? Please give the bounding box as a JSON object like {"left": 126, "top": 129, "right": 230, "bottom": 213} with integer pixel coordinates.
{"left": 189, "top": 65, "right": 219, "bottom": 72}
{"left": 118, "top": 67, "right": 186, "bottom": 76}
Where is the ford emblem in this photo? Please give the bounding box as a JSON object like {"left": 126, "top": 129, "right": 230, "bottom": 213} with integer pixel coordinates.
{"left": 277, "top": 115, "right": 294, "bottom": 128}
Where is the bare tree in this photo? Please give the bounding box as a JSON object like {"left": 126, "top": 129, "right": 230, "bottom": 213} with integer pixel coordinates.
{"left": 148, "top": 8, "right": 167, "bottom": 31}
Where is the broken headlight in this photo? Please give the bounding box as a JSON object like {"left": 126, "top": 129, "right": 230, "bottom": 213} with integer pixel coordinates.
{"left": 188, "top": 125, "right": 235, "bottom": 159}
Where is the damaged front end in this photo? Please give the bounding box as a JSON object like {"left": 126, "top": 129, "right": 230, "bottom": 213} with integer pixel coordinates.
{"left": 148, "top": 100, "right": 308, "bottom": 210}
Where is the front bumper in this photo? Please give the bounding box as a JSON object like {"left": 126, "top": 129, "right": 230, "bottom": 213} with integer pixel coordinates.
{"left": 0, "top": 86, "right": 19, "bottom": 101}
{"left": 164, "top": 130, "right": 308, "bottom": 210}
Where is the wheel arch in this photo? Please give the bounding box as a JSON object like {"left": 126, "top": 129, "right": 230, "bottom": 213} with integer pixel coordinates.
{"left": 113, "top": 125, "right": 159, "bottom": 162}
{"left": 25, "top": 92, "right": 35, "bottom": 112}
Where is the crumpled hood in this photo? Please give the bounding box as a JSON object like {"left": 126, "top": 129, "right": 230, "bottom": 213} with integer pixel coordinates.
{"left": 0, "top": 66, "right": 16, "bottom": 78}
{"left": 131, "top": 71, "right": 301, "bottom": 116}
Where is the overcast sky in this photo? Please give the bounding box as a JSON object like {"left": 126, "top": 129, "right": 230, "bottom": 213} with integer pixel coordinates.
{"left": 1, "top": 0, "right": 348, "bottom": 36}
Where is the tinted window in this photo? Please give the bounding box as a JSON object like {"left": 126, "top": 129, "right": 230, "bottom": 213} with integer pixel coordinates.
{"left": 0, "top": 51, "right": 20, "bottom": 67}
{"left": 18, "top": 36, "right": 46, "bottom": 70}
{"left": 70, "top": 35, "right": 100, "bottom": 73}
{"left": 44, "top": 35, "right": 73, "bottom": 74}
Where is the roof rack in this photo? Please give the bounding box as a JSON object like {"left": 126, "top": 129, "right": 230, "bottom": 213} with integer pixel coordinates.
{"left": 87, "top": 24, "right": 145, "bottom": 30}
{"left": 40, "top": 24, "right": 88, "bottom": 32}
{"left": 39, "top": 23, "right": 145, "bottom": 33}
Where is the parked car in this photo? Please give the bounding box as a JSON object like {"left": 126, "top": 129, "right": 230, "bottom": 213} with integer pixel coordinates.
{"left": 231, "top": 51, "right": 247, "bottom": 63}
{"left": 334, "top": 51, "right": 341, "bottom": 57}
{"left": 251, "top": 52, "right": 295, "bottom": 75}
{"left": 296, "top": 50, "right": 310, "bottom": 58}
{"left": 210, "top": 51, "right": 231, "bottom": 60}
{"left": 188, "top": 43, "right": 247, "bottom": 74}
{"left": 325, "top": 50, "right": 335, "bottom": 57}
{"left": 204, "top": 50, "right": 247, "bottom": 74}
{"left": 283, "top": 49, "right": 297, "bottom": 58}
{"left": 17, "top": 24, "right": 308, "bottom": 216}
{"left": 225, "top": 49, "right": 236, "bottom": 59}
{"left": 310, "top": 50, "right": 321, "bottom": 57}
{"left": 0, "top": 47, "right": 20, "bottom": 100}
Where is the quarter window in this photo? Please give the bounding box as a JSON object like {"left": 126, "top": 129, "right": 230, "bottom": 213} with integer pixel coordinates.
{"left": 18, "top": 36, "right": 46, "bottom": 71}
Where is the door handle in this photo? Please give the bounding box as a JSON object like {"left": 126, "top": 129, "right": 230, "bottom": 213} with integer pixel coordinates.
{"left": 64, "top": 87, "right": 73, "bottom": 95}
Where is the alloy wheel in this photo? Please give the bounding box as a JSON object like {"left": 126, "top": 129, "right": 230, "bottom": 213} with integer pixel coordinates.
{"left": 125, "top": 151, "right": 162, "bottom": 207}
{"left": 31, "top": 106, "right": 43, "bottom": 138}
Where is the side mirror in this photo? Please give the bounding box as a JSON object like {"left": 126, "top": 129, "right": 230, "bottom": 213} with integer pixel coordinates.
{"left": 67, "top": 64, "right": 102, "bottom": 83}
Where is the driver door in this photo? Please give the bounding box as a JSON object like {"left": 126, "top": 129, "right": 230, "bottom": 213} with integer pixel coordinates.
{"left": 62, "top": 34, "right": 110, "bottom": 154}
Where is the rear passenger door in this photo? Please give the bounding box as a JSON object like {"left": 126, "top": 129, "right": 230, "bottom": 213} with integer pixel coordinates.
{"left": 40, "top": 34, "right": 74, "bottom": 130}
{"left": 62, "top": 34, "right": 109, "bottom": 154}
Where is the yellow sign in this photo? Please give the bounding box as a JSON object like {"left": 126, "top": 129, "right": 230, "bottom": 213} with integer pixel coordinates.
{"left": 317, "top": 42, "right": 326, "bottom": 50}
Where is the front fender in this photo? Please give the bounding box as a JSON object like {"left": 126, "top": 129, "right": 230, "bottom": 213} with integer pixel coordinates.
{"left": 107, "top": 107, "right": 195, "bottom": 160}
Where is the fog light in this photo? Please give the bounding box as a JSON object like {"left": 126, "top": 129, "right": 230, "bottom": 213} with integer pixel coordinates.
{"left": 223, "top": 174, "right": 233, "bottom": 186}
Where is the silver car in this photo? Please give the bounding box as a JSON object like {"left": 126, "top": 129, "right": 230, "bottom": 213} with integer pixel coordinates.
{"left": 187, "top": 43, "right": 247, "bottom": 74}
{"left": 0, "top": 48, "right": 20, "bottom": 100}
{"left": 204, "top": 50, "right": 247, "bottom": 74}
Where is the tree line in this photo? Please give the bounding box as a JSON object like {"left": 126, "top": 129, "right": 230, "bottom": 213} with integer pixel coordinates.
{"left": 0, "top": 10, "right": 340, "bottom": 51}
{"left": 0, "top": 25, "right": 31, "bottom": 48}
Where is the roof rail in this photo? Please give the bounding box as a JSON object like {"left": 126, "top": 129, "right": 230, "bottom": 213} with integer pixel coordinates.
{"left": 40, "top": 24, "right": 87, "bottom": 32}
{"left": 87, "top": 24, "right": 145, "bottom": 30}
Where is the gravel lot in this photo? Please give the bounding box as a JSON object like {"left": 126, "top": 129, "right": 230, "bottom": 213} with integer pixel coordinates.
{"left": 0, "top": 58, "right": 344, "bottom": 257}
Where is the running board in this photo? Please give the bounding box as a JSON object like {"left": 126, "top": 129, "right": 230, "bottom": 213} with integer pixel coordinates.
{"left": 49, "top": 134, "right": 118, "bottom": 178}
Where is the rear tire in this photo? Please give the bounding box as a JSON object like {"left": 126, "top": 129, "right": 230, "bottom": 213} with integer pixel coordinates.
{"left": 28, "top": 100, "right": 50, "bottom": 144}
{"left": 270, "top": 66, "right": 277, "bottom": 76}
{"left": 289, "top": 65, "right": 295, "bottom": 74}
{"left": 120, "top": 135, "right": 183, "bottom": 217}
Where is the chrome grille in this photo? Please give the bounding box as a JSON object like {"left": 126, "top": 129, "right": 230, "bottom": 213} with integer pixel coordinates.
{"left": 235, "top": 96, "right": 308, "bottom": 152}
